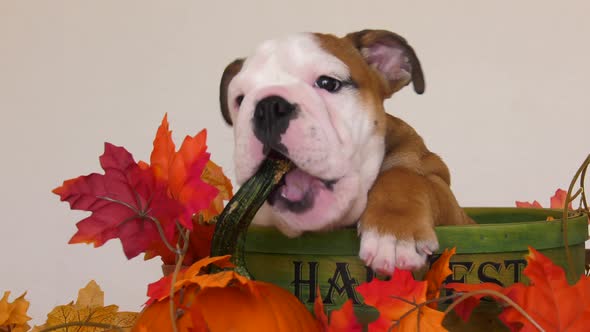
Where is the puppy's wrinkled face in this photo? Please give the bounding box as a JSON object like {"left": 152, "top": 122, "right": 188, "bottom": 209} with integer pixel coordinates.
{"left": 220, "top": 31, "right": 421, "bottom": 237}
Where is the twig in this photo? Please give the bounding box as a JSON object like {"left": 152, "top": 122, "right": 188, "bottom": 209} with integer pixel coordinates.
{"left": 97, "top": 195, "right": 180, "bottom": 254}
{"left": 98, "top": 196, "right": 140, "bottom": 214}
{"left": 580, "top": 165, "right": 588, "bottom": 211}
{"left": 386, "top": 293, "right": 462, "bottom": 332}
{"left": 38, "top": 321, "right": 124, "bottom": 332}
{"left": 443, "top": 289, "right": 545, "bottom": 332}
{"left": 169, "top": 228, "right": 191, "bottom": 332}
{"left": 570, "top": 188, "right": 584, "bottom": 202}
{"left": 147, "top": 216, "right": 181, "bottom": 254}
{"left": 562, "top": 154, "right": 590, "bottom": 278}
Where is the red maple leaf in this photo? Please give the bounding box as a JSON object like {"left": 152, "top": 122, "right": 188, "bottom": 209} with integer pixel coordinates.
{"left": 516, "top": 188, "right": 573, "bottom": 210}
{"left": 356, "top": 270, "right": 447, "bottom": 332}
{"left": 53, "top": 143, "right": 183, "bottom": 259}
{"left": 515, "top": 200, "right": 543, "bottom": 208}
{"left": 549, "top": 189, "right": 573, "bottom": 210}
{"left": 447, "top": 247, "right": 590, "bottom": 331}
{"left": 55, "top": 114, "right": 225, "bottom": 262}
{"left": 444, "top": 282, "right": 505, "bottom": 322}
{"left": 144, "top": 217, "right": 216, "bottom": 265}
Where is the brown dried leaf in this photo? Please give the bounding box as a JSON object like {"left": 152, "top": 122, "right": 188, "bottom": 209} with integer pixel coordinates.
{"left": 37, "top": 281, "right": 138, "bottom": 332}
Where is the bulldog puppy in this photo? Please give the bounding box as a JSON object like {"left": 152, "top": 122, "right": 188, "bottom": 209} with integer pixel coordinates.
{"left": 219, "top": 29, "right": 474, "bottom": 275}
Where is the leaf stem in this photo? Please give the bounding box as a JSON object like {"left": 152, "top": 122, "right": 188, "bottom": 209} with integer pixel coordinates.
{"left": 442, "top": 289, "right": 545, "bottom": 332}
{"left": 38, "top": 322, "right": 124, "bottom": 332}
{"left": 169, "top": 228, "right": 191, "bottom": 332}
{"left": 386, "top": 293, "right": 462, "bottom": 332}
{"left": 97, "top": 195, "right": 180, "bottom": 254}
{"left": 148, "top": 216, "right": 181, "bottom": 255}
{"left": 98, "top": 196, "right": 140, "bottom": 214}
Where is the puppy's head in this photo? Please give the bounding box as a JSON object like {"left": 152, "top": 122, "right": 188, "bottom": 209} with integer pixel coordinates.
{"left": 219, "top": 30, "right": 424, "bottom": 236}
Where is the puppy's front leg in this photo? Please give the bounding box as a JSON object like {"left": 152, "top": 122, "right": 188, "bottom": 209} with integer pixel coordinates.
{"left": 359, "top": 167, "right": 440, "bottom": 275}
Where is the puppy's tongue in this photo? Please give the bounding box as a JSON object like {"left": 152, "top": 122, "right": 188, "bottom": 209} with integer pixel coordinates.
{"left": 280, "top": 168, "right": 316, "bottom": 201}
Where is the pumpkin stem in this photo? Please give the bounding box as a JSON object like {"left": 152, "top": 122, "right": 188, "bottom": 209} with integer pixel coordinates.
{"left": 211, "top": 158, "right": 293, "bottom": 278}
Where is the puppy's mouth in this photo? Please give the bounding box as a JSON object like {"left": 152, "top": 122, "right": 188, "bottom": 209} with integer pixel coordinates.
{"left": 266, "top": 151, "right": 337, "bottom": 214}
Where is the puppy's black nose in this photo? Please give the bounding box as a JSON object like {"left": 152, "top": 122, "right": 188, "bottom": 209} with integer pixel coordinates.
{"left": 254, "top": 95, "right": 294, "bottom": 123}
{"left": 252, "top": 95, "right": 296, "bottom": 153}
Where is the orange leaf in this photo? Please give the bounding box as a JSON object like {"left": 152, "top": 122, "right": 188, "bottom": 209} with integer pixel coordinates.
{"left": 357, "top": 270, "right": 447, "bottom": 332}
{"left": 549, "top": 188, "right": 573, "bottom": 209}
{"left": 499, "top": 247, "right": 590, "bottom": 331}
{"left": 150, "top": 113, "right": 176, "bottom": 182}
{"left": 447, "top": 248, "right": 590, "bottom": 331}
{"left": 314, "top": 287, "right": 329, "bottom": 330}
{"left": 168, "top": 130, "right": 208, "bottom": 197}
{"left": 314, "top": 289, "right": 361, "bottom": 332}
{"left": 146, "top": 255, "right": 234, "bottom": 305}
{"left": 515, "top": 200, "right": 543, "bottom": 208}
{"left": 200, "top": 160, "right": 234, "bottom": 221}
{"left": 168, "top": 130, "right": 219, "bottom": 228}
{"left": 183, "top": 255, "right": 234, "bottom": 277}
{"left": 424, "top": 247, "right": 456, "bottom": 308}
{"left": 327, "top": 300, "right": 362, "bottom": 332}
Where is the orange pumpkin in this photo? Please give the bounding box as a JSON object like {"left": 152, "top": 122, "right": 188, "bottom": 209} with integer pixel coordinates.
{"left": 133, "top": 256, "right": 321, "bottom": 332}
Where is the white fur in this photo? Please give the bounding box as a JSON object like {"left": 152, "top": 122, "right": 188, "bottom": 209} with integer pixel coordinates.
{"left": 229, "top": 33, "right": 385, "bottom": 234}
{"left": 359, "top": 228, "right": 439, "bottom": 275}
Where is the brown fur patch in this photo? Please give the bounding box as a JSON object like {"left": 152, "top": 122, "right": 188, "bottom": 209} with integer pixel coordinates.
{"left": 314, "top": 33, "right": 389, "bottom": 136}
{"left": 344, "top": 29, "right": 425, "bottom": 96}
{"left": 314, "top": 31, "right": 473, "bottom": 240}
{"left": 363, "top": 113, "right": 474, "bottom": 238}
{"left": 219, "top": 58, "right": 244, "bottom": 125}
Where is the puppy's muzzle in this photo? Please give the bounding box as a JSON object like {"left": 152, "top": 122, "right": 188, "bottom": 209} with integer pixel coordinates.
{"left": 252, "top": 95, "right": 297, "bottom": 155}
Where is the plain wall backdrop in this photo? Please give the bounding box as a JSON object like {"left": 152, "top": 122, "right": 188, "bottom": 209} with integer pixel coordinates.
{"left": 1, "top": 0, "right": 589, "bottom": 324}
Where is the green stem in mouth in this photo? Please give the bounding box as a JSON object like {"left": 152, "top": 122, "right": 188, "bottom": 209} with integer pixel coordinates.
{"left": 211, "top": 158, "right": 294, "bottom": 278}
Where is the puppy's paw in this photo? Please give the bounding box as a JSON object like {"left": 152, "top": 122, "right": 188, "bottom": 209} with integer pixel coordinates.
{"left": 359, "top": 228, "right": 439, "bottom": 275}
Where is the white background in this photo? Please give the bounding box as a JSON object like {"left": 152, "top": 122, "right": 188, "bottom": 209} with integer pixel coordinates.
{"left": 1, "top": 0, "right": 588, "bottom": 324}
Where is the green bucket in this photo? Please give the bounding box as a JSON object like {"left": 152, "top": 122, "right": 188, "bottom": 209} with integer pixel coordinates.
{"left": 241, "top": 208, "right": 588, "bottom": 327}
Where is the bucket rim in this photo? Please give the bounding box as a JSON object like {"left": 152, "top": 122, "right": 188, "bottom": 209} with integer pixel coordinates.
{"left": 244, "top": 207, "right": 589, "bottom": 255}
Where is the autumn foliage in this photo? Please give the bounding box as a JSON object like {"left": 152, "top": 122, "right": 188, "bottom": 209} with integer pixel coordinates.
{"left": 135, "top": 256, "right": 321, "bottom": 332}
{"left": 47, "top": 115, "right": 590, "bottom": 331}
{"left": 53, "top": 114, "right": 232, "bottom": 263}
{"left": 447, "top": 247, "right": 590, "bottom": 332}
{"left": 516, "top": 188, "right": 573, "bottom": 210}
{"left": 30, "top": 281, "right": 137, "bottom": 332}
{"left": 0, "top": 291, "right": 31, "bottom": 332}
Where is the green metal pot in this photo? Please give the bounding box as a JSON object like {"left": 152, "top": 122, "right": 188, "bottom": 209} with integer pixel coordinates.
{"left": 240, "top": 208, "right": 588, "bottom": 328}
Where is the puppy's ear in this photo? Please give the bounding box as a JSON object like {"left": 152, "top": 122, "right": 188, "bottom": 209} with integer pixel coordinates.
{"left": 345, "top": 30, "right": 424, "bottom": 97}
{"left": 219, "top": 58, "right": 244, "bottom": 125}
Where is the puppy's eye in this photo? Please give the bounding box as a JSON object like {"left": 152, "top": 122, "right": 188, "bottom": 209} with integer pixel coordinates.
{"left": 235, "top": 95, "right": 244, "bottom": 107}
{"left": 315, "top": 76, "right": 342, "bottom": 92}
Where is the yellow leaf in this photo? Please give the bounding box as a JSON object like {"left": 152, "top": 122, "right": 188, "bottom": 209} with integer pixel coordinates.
{"left": 76, "top": 280, "right": 104, "bottom": 308}
{"left": 0, "top": 292, "right": 10, "bottom": 325}
{"left": 0, "top": 291, "right": 31, "bottom": 332}
{"left": 200, "top": 160, "right": 234, "bottom": 221}
{"left": 38, "top": 280, "right": 138, "bottom": 332}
